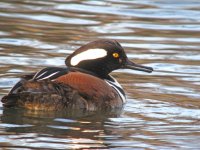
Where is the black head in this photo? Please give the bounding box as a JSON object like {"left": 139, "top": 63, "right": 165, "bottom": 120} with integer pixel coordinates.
{"left": 65, "top": 40, "right": 153, "bottom": 78}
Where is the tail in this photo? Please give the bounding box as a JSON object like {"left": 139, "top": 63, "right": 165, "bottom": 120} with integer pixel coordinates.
{"left": 1, "top": 73, "right": 35, "bottom": 108}
{"left": 1, "top": 94, "right": 20, "bottom": 107}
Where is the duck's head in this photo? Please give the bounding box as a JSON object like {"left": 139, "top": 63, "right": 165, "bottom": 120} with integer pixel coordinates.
{"left": 65, "top": 40, "right": 153, "bottom": 77}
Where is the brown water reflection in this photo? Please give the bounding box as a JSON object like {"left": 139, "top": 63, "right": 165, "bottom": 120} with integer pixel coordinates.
{"left": 0, "top": 0, "right": 200, "bottom": 149}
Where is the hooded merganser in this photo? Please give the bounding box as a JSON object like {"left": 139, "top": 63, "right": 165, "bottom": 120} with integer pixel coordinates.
{"left": 1, "top": 40, "right": 153, "bottom": 111}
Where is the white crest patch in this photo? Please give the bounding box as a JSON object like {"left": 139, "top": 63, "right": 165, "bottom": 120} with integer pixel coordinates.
{"left": 70, "top": 49, "right": 107, "bottom": 66}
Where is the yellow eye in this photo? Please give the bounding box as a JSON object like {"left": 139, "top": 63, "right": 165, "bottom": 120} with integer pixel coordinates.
{"left": 112, "top": 53, "right": 119, "bottom": 58}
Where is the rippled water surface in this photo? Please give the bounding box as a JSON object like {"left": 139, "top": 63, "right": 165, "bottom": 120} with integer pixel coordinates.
{"left": 0, "top": 0, "right": 200, "bottom": 149}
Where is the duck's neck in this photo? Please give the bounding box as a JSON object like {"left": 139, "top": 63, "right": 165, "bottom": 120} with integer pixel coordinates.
{"left": 69, "top": 67, "right": 110, "bottom": 79}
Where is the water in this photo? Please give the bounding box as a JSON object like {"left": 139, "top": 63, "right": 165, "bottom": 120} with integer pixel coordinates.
{"left": 0, "top": 0, "right": 200, "bottom": 149}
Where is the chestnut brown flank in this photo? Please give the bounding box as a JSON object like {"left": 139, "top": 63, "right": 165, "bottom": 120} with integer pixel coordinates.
{"left": 54, "top": 72, "right": 116, "bottom": 100}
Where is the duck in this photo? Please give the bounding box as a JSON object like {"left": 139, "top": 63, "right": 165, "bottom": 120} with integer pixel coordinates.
{"left": 1, "top": 40, "right": 153, "bottom": 111}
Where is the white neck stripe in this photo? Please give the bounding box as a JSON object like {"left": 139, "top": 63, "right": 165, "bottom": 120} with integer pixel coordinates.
{"left": 105, "top": 80, "right": 126, "bottom": 103}
{"left": 70, "top": 48, "right": 107, "bottom": 66}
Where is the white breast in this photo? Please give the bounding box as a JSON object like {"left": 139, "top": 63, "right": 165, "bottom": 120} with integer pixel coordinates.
{"left": 105, "top": 76, "right": 126, "bottom": 103}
